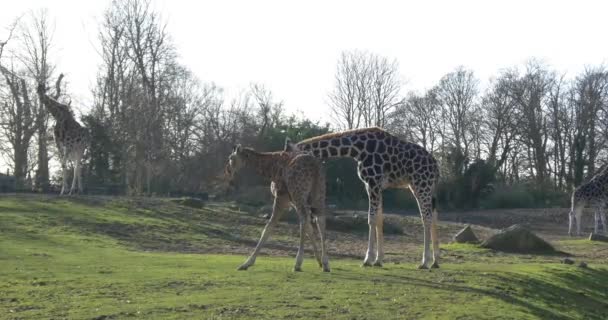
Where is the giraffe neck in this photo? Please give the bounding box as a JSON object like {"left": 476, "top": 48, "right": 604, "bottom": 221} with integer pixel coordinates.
{"left": 241, "top": 149, "right": 290, "bottom": 181}
{"left": 40, "top": 94, "right": 73, "bottom": 123}
{"left": 296, "top": 127, "right": 393, "bottom": 161}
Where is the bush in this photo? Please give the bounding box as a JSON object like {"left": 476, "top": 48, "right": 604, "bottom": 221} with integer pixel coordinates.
{"left": 480, "top": 184, "right": 535, "bottom": 209}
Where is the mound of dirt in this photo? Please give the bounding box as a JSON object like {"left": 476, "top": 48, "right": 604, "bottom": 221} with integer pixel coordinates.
{"left": 589, "top": 233, "right": 608, "bottom": 242}
{"left": 453, "top": 225, "right": 479, "bottom": 244}
{"left": 170, "top": 197, "right": 206, "bottom": 209}
{"left": 326, "top": 214, "right": 403, "bottom": 235}
{"left": 481, "top": 224, "right": 555, "bottom": 253}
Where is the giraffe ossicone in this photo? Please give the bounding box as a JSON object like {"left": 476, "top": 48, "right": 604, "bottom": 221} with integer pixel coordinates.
{"left": 286, "top": 127, "right": 440, "bottom": 269}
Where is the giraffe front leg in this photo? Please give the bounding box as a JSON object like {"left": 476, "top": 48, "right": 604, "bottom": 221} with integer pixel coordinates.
{"left": 238, "top": 195, "right": 288, "bottom": 270}
{"left": 294, "top": 217, "right": 306, "bottom": 272}
{"left": 431, "top": 207, "right": 440, "bottom": 269}
{"left": 373, "top": 203, "right": 384, "bottom": 267}
{"left": 362, "top": 185, "right": 380, "bottom": 267}
{"left": 594, "top": 209, "right": 600, "bottom": 234}
{"left": 60, "top": 158, "right": 68, "bottom": 196}
{"left": 363, "top": 214, "right": 377, "bottom": 267}
{"left": 70, "top": 160, "right": 79, "bottom": 195}
{"left": 568, "top": 210, "right": 574, "bottom": 237}
{"left": 418, "top": 217, "right": 432, "bottom": 269}
{"left": 303, "top": 213, "right": 323, "bottom": 268}
{"left": 315, "top": 215, "right": 330, "bottom": 272}
{"left": 600, "top": 204, "right": 607, "bottom": 235}
{"left": 576, "top": 210, "right": 582, "bottom": 237}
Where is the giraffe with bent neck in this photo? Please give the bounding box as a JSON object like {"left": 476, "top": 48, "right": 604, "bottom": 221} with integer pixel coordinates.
{"left": 38, "top": 78, "right": 89, "bottom": 195}
{"left": 225, "top": 144, "right": 330, "bottom": 272}
{"left": 286, "top": 127, "right": 440, "bottom": 269}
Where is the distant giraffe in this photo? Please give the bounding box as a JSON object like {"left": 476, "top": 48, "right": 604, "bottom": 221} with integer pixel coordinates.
{"left": 225, "top": 144, "right": 330, "bottom": 272}
{"left": 569, "top": 165, "right": 608, "bottom": 236}
{"left": 38, "top": 78, "right": 89, "bottom": 195}
{"left": 286, "top": 127, "right": 440, "bottom": 269}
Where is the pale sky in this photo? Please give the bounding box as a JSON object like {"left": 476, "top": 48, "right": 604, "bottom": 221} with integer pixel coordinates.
{"left": 2, "top": 0, "right": 607, "bottom": 123}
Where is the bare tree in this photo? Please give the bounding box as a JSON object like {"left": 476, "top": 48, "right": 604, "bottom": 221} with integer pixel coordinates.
{"left": 504, "top": 61, "right": 555, "bottom": 187}
{"left": 15, "top": 10, "right": 56, "bottom": 192}
{"left": 391, "top": 90, "right": 440, "bottom": 153}
{"left": 329, "top": 50, "right": 401, "bottom": 129}
{"left": 0, "top": 66, "right": 37, "bottom": 189}
{"left": 481, "top": 74, "right": 518, "bottom": 175}
{"left": 435, "top": 66, "right": 479, "bottom": 175}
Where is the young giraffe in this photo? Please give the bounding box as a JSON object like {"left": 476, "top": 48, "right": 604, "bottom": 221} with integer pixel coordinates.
{"left": 38, "top": 80, "right": 90, "bottom": 195}
{"left": 225, "top": 144, "right": 330, "bottom": 272}
{"left": 286, "top": 127, "right": 440, "bottom": 269}
{"left": 569, "top": 165, "right": 608, "bottom": 236}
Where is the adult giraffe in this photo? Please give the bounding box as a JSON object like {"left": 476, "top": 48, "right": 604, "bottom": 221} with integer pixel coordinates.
{"left": 38, "top": 76, "right": 89, "bottom": 195}
{"left": 286, "top": 127, "right": 440, "bottom": 269}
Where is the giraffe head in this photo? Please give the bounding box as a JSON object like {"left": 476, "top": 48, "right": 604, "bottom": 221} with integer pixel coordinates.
{"left": 225, "top": 144, "right": 247, "bottom": 181}
{"left": 283, "top": 137, "right": 298, "bottom": 152}
{"left": 38, "top": 83, "right": 73, "bottom": 121}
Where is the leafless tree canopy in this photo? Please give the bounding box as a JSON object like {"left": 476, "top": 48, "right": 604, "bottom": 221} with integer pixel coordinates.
{"left": 2, "top": 0, "right": 608, "bottom": 207}
{"left": 329, "top": 50, "right": 401, "bottom": 130}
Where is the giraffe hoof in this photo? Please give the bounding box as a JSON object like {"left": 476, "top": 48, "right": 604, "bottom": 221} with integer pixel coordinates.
{"left": 372, "top": 261, "right": 383, "bottom": 267}
{"left": 293, "top": 266, "right": 303, "bottom": 272}
{"left": 417, "top": 263, "right": 430, "bottom": 270}
{"left": 431, "top": 261, "right": 440, "bottom": 269}
{"left": 236, "top": 265, "right": 249, "bottom": 271}
{"left": 361, "top": 261, "right": 373, "bottom": 267}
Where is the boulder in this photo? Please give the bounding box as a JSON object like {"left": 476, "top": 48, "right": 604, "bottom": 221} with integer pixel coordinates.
{"left": 453, "top": 225, "right": 480, "bottom": 244}
{"left": 588, "top": 233, "right": 608, "bottom": 242}
{"left": 481, "top": 224, "right": 555, "bottom": 253}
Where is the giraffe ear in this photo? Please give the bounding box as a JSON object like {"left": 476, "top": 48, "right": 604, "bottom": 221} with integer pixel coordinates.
{"left": 234, "top": 144, "right": 242, "bottom": 153}
{"left": 283, "top": 137, "right": 292, "bottom": 151}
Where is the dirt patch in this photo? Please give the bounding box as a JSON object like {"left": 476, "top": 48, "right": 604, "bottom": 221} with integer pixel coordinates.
{"left": 481, "top": 224, "right": 556, "bottom": 254}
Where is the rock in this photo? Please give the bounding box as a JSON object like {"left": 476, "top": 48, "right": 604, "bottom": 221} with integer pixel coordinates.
{"left": 578, "top": 261, "right": 588, "bottom": 268}
{"left": 481, "top": 224, "right": 556, "bottom": 253}
{"left": 588, "top": 233, "right": 608, "bottom": 242}
{"left": 453, "top": 225, "right": 480, "bottom": 244}
{"left": 561, "top": 258, "right": 575, "bottom": 265}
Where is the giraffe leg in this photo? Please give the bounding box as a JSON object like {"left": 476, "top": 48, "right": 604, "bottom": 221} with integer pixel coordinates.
{"left": 362, "top": 186, "right": 381, "bottom": 267}
{"left": 431, "top": 204, "right": 440, "bottom": 269}
{"left": 600, "top": 204, "right": 607, "bottom": 234}
{"left": 575, "top": 209, "right": 583, "bottom": 237}
{"left": 568, "top": 210, "right": 575, "bottom": 237}
{"left": 76, "top": 153, "right": 84, "bottom": 194}
{"left": 60, "top": 157, "right": 68, "bottom": 196}
{"left": 238, "top": 194, "right": 289, "bottom": 270}
{"left": 594, "top": 208, "right": 600, "bottom": 234}
{"left": 294, "top": 212, "right": 306, "bottom": 272}
{"left": 70, "top": 159, "right": 79, "bottom": 195}
{"left": 415, "top": 195, "right": 433, "bottom": 269}
{"left": 303, "top": 208, "right": 322, "bottom": 268}
{"left": 315, "top": 214, "right": 330, "bottom": 272}
{"left": 373, "top": 199, "right": 384, "bottom": 267}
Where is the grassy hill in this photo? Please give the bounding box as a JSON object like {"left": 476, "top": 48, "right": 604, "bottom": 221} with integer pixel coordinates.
{"left": 1, "top": 195, "right": 607, "bottom": 319}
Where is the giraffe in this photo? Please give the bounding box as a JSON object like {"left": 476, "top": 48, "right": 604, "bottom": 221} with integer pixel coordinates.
{"left": 285, "top": 127, "right": 440, "bottom": 269}
{"left": 569, "top": 165, "right": 608, "bottom": 236}
{"left": 224, "top": 144, "right": 330, "bottom": 272}
{"left": 37, "top": 82, "right": 89, "bottom": 195}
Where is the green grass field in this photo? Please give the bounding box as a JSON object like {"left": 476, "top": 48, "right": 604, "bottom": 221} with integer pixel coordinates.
{"left": 1, "top": 195, "right": 607, "bottom": 319}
